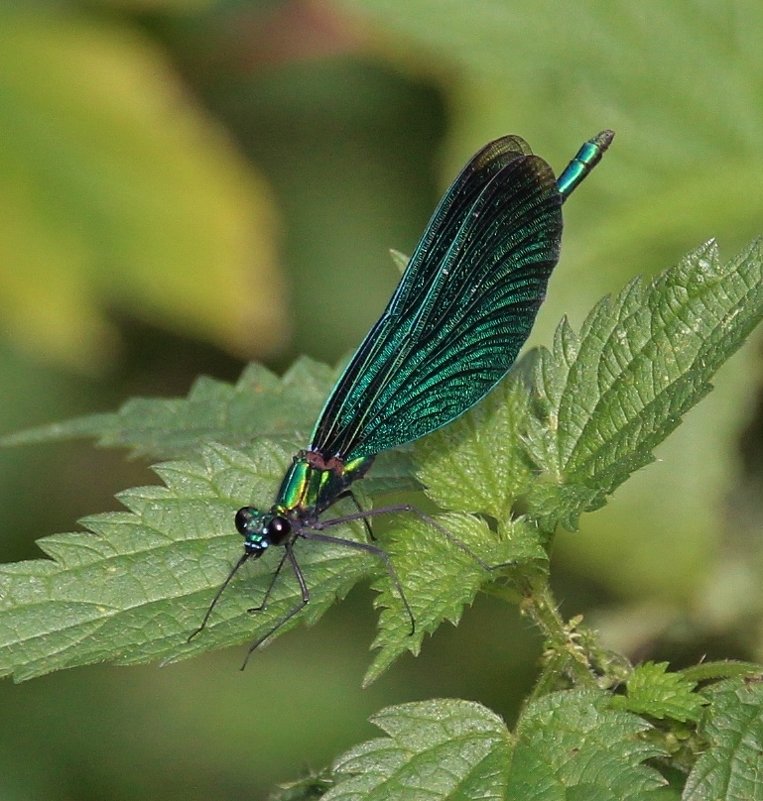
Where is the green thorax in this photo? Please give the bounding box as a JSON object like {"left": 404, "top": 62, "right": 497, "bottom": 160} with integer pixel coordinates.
{"left": 274, "top": 450, "right": 374, "bottom": 518}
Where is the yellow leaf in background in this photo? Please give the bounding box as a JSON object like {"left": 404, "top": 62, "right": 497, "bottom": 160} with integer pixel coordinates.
{"left": 0, "top": 10, "right": 286, "bottom": 369}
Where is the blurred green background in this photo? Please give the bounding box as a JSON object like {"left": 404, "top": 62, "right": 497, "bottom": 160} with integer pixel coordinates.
{"left": 1, "top": 1, "right": 762, "bottom": 798}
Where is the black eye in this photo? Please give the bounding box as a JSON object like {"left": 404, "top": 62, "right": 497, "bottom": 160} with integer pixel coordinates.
{"left": 235, "top": 507, "right": 258, "bottom": 535}
{"left": 267, "top": 516, "right": 290, "bottom": 544}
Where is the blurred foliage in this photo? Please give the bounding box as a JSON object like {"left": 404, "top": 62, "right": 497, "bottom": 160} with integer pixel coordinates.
{"left": 0, "top": 6, "right": 283, "bottom": 368}
{"left": 0, "top": 0, "right": 761, "bottom": 799}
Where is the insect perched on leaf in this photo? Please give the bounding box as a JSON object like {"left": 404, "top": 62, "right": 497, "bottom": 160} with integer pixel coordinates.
{"left": 189, "top": 130, "right": 614, "bottom": 665}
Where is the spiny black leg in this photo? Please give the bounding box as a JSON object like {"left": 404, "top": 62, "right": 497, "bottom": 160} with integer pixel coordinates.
{"left": 248, "top": 549, "right": 289, "bottom": 613}
{"left": 317, "top": 503, "right": 499, "bottom": 572}
{"left": 334, "top": 489, "right": 376, "bottom": 540}
{"left": 402, "top": 506, "right": 497, "bottom": 572}
{"left": 301, "top": 529, "right": 415, "bottom": 636}
{"left": 313, "top": 502, "right": 413, "bottom": 529}
{"left": 188, "top": 552, "right": 249, "bottom": 642}
{"left": 241, "top": 544, "right": 310, "bottom": 670}
{"left": 401, "top": 505, "right": 516, "bottom": 573}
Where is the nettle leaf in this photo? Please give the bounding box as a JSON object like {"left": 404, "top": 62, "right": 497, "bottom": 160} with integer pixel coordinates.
{"left": 0, "top": 443, "right": 378, "bottom": 681}
{"left": 508, "top": 689, "right": 670, "bottom": 800}
{"left": 524, "top": 239, "right": 763, "bottom": 530}
{"left": 414, "top": 365, "right": 536, "bottom": 522}
{"left": 0, "top": 439, "right": 495, "bottom": 681}
{"left": 1, "top": 358, "right": 335, "bottom": 459}
{"left": 327, "top": 699, "right": 510, "bottom": 801}
{"left": 612, "top": 662, "right": 705, "bottom": 723}
{"left": 1, "top": 356, "right": 418, "bottom": 499}
{"left": 365, "top": 514, "right": 547, "bottom": 685}
{"left": 328, "top": 693, "right": 672, "bottom": 801}
{"left": 684, "top": 678, "right": 763, "bottom": 801}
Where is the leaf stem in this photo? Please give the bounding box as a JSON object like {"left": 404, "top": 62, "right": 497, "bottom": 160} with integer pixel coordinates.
{"left": 521, "top": 581, "right": 598, "bottom": 690}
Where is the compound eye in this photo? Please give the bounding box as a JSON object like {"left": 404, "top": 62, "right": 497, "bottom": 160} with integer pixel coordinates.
{"left": 235, "top": 506, "right": 259, "bottom": 535}
{"left": 268, "top": 516, "right": 291, "bottom": 544}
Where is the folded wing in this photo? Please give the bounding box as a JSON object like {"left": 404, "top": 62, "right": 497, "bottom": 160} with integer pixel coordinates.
{"left": 310, "top": 137, "right": 563, "bottom": 462}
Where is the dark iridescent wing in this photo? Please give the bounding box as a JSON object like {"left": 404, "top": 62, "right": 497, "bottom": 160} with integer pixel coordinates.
{"left": 381, "top": 135, "right": 532, "bottom": 315}
{"left": 309, "top": 138, "right": 562, "bottom": 462}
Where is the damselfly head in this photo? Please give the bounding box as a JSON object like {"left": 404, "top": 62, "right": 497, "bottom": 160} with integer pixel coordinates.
{"left": 235, "top": 507, "right": 291, "bottom": 557}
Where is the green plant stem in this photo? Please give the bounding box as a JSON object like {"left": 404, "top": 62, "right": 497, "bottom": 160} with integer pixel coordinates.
{"left": 521, "top": 581, "right": 597, "bottom": 689}
{"left": 680, "top": 660, "right": 763, "bottom": 683}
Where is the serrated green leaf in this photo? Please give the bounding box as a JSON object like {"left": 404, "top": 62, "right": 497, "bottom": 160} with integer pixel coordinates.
{"left": 0, "top": 438, "right": 475, "bottom": 682}
{"left": 508, "top": 689, "right": 668, "bottom": 800}
{"left": 1, "top": 358, "right": 334, "bottom": 459}
{"left": 0, "top": 442, "right": 378, "bottom": 681}
{"left": 524, "top": 240, "right": 763, "bottom": 530}
{"left": 364, "top": 515, "right": 547, "bottom": 685}
{"left": 414, "top": 366, "right": 536, "bottom": 522}
{"left": 684, "top": 678, "right": 763, "bottom": 800}
{"left": 327, "top": 699, "right": 510, "bottom": 801}
{"left": 1, "top": 355, "right": 419, "bottom": 499}
{"left": 612, "top": 662, "right": 705, "bottom": 723}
